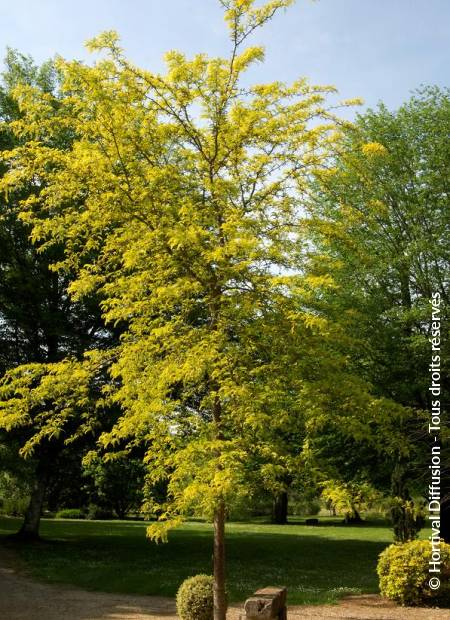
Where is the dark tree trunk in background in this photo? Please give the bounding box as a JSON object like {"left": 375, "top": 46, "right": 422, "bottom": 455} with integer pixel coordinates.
{"left": 344, "top": 508, "right": 363, "bottom": 524}
{"left": 14, "top": 304, "right": 61, "bottom": 541}
{"left": 441, "top": 482, "right": 450, "bottom": 543}
{"left": 213, "top": 500, "right": 227, "bottom": 620}
{"left": 115, "top": 503, "right": 128, "bottom": 520}
{"left": 271, "top": 491, "right": 288, "bottom": 524}
{"left": 441, "top": 501, "right": 450, "bottom": 543}
{"left": 15, "top": 456, "right": 51, "bottom": 541}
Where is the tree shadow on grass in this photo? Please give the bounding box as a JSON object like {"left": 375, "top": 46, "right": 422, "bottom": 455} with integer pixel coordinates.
{"left": 1, "top": 515, "right": 389, "bottom": 606}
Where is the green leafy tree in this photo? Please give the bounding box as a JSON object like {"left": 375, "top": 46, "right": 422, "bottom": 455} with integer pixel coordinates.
{"left": 83, "top": 453, "right": 145, "bottom": 519}
{"left": 307, "top": 87, "right": 450, "bottom": 540}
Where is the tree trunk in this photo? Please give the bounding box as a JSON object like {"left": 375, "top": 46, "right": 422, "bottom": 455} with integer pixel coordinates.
{"left": 115, "top": 503, "right": 127, "bottom": 520}
{"left": 271, "top": 491, "right": 288, "bottom": 524}
{"left": 213, "top": 501, "right": 227, "bottom": 620}
{"left": 15, "top": 457, "right": 50, "bottom": 541}
{"left": 344, "top": 507, "right": 363, "bottom": 524}
{"left": 441, "top": 487, "right": 450, "bottom": 543}
{"left": 441, "top": 500, "right": 450, "bottom": 543}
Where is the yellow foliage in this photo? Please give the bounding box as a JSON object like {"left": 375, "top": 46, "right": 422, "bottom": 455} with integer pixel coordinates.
{"left": 361, "top": 141, "right": 387, "bottom": 157}
{"left": 0, "top": 0, "right": 369, "bottom": 538}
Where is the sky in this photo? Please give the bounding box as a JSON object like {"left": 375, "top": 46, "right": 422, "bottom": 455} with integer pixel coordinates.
{"left": 0, "top": 0, "right": 449, "bottom": 117}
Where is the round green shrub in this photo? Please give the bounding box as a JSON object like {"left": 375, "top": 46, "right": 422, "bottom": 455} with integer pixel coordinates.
{"left": 176, "top": 574, "right": 214, "bottom": 620}
{"left": 377, "top": 539, "right": 450, "bottom": 606}
{"left": 55, "top": 508, "right": 85, "bottom": 519}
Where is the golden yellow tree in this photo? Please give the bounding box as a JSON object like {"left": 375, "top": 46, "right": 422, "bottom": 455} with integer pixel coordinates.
{"left": 1, "top": 1, "right": 364, "bottom": 616}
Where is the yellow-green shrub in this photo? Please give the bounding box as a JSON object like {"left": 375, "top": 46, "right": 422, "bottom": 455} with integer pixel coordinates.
{"left": 377, "top": 540, "right": 450, "bottom": 606}
{"left": 176, "top": 574, "right": 214, "bottom": 620}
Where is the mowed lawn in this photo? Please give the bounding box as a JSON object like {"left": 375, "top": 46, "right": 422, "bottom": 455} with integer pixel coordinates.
{"left": 0, "top": 516, "right": 395, "bottom": 605}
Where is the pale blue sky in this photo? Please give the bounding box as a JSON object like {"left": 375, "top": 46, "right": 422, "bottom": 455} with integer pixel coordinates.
{"left": 1, "top": 0, "right": 448, "bottom": 117}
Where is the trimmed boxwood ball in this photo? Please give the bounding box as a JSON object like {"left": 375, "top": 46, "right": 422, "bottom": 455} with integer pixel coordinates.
{"left": 377, "top": 539, "right": 450, "bottom": 607}
{"left": 176, "top": 574, "right": 214, "bottom": 620}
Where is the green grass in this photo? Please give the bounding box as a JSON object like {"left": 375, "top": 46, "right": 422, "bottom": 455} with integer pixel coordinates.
{"left": 0, "top": 515, "right": 395, "bottom": 605}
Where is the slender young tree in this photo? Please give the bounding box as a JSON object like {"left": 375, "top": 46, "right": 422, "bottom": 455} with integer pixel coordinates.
{"left": 1, "top": 1, "right": 366, "bottom": 615}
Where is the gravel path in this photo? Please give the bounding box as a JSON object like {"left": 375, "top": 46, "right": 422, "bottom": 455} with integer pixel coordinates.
{"left": 1, "top": 545, "right": 449, "bottom": 620}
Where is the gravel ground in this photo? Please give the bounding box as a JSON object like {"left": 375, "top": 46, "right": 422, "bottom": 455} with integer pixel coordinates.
{"left": 1, "top": 546, "right": 449, "bottom": 620}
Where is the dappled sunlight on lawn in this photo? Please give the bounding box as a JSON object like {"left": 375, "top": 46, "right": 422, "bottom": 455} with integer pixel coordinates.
{"left": 0, "top": 516, "right": 396, "bottom": 605}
